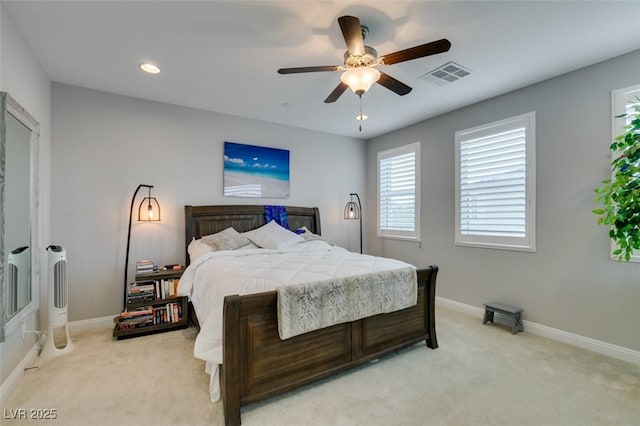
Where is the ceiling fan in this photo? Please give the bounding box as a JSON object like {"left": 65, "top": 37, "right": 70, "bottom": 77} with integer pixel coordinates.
{"left": 277, "top": 15, "right": 451, "bottom": 103}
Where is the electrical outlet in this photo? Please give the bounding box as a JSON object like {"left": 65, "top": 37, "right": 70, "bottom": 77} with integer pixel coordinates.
{"left": 21, "top": 321, "right": 27, "bottom": 339}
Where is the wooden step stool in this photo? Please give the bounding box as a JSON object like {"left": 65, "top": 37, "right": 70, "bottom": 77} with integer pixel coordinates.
{"left": 483, "top": 302, "right": 523, "bottom": 334}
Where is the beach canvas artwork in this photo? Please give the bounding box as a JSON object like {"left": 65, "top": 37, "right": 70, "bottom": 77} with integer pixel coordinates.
{"left": 223, "top": 142, "right": 290, "bottom": 198}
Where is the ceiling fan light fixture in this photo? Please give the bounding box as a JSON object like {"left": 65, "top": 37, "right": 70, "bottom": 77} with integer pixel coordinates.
{"left": 340, "top": 67, "right": 380, "bottom": 95}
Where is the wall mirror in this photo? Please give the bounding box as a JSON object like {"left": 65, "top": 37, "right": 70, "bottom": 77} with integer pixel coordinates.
{"left": 0, "top": 92, "right": 40, "bottom": 342}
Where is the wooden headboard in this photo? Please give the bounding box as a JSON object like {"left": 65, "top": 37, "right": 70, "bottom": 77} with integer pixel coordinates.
{"left": 184, "top": 205, "right": 321, "bottom": 265}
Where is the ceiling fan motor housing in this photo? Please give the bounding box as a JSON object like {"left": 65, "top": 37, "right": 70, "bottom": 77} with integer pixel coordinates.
{"left": 344, "top": 46, "right": 378, "bottom": 68}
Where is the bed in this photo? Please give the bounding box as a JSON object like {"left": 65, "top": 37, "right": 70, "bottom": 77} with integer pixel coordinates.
{"left": 182, "top": 205, "right": 438, "bottom": 426}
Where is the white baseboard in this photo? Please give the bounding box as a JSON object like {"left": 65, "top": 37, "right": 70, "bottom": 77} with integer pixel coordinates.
{"left": 436, "top": 296, "right": 485, "bottom": 317}
{"left": 436, "top": 296, "right": 640, "bottom": 365}
{"left": 0, "top": 343, "right": 39, "bottom": 404}
{"left": 68, "top": 314, "right": 117, "bottom": 334}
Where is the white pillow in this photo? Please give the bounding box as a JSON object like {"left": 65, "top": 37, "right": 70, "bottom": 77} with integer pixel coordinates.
{"left": 188, "top": 238, "right": 213, "bottom": 262}
{"left": 201, "top": 227, "right": 250, "bottom": 251}
{"left": 244, "top": 220, "right": 304, "bottom": 250}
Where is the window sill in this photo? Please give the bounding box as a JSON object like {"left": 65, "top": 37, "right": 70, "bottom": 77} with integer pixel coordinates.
{"left": 455, "top": 240, "right": 535, "bottom": 253}
{"left": 378, "top": 235, "right": 420, "bottom": 243}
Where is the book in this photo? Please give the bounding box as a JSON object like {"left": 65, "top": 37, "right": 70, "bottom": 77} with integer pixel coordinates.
{"left": 120, "top": 308, "right": 153, "bottom": 318}
{"left": 173, "top": 303, "right": 180, "bottom": 322}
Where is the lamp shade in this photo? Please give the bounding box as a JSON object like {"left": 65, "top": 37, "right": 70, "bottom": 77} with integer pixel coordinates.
{"left": 138, "top": 196, "right": 161, "bottom": 221}
{"left": 340, "top": 67, "right": 381, "bottom": 95}
{"left": 343, "top": 193, "right": 362, "bottom": 254}
{"left": 344, "top": 201, "right": 360, "bottom": 220}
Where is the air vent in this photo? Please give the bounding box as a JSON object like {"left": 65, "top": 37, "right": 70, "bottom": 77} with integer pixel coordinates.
{"left": 420, "top": 62, "right": 470, "bottom": 86}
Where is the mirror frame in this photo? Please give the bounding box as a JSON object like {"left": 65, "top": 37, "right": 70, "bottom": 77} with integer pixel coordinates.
{"left": 0, "top": 92, "right": 40, "bottom": 342}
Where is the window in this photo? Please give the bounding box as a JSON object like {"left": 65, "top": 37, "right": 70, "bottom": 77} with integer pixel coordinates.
{"left": 611, "top": 84, "right": 640, "bottom": 262}
{"left": 378, "top": 142, "right": 420, "bottom": 241}
{"left": 455, "top": 112, "right": 536, "bottom": 251}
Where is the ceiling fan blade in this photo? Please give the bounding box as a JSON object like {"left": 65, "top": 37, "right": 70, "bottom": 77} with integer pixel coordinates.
{"left": 380, "top": 39, "right": 451, "bottom": 66}
{"left": 338, "top": 15, "right": 365, "bottom": 56}
{"left": 376, "top": 72, "right": 412, "bottom": 96}
{"left": 278, "top": 65, "right": 340, "bottom": 74}
{"left": 324, "top": 82, "right": 348, "bottom": 103}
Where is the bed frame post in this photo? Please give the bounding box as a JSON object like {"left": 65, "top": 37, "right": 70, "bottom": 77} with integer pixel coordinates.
{"left": 424, "top": 265, "right": 439, "bottom": 349}
{"left": 222, "top": 295, "right": 242, "bottom": 426}
{"left": 184, "top": 205, "right": 194, "bottom": 266}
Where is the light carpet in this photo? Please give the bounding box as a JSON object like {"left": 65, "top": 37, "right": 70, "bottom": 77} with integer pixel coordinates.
{"left": 3, "top": 307, "right": 639, "bottom": 426}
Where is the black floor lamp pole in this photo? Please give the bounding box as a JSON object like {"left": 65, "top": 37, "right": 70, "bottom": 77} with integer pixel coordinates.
{"left": 123, "top": 184, "right": 153, "bottom": 310}
{"left": 354, "top": 193, "right": 362, "bottom": 254}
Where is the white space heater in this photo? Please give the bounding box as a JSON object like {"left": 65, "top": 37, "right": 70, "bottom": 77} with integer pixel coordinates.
{"left": 41, "top": 245, "right": 73, "bottom": 358}
{"left": 5, "top": 246, "right": 30, "bottom": 318}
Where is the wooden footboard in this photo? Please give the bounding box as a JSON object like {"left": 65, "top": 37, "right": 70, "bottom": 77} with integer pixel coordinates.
{"left": 221, "top": 266, "right": 438, "bottom": 426}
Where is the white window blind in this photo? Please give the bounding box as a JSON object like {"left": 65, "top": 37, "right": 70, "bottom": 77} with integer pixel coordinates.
{"left": 455, "top": 112, "right": 535, "bottom": 251}
{"left": 378, "top": 142, "right": 420, "bottom": 240}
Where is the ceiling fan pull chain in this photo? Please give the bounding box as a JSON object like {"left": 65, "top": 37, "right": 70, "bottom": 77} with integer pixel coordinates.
{"left": 359, "top": 95, "right": 363, "bottom": 132}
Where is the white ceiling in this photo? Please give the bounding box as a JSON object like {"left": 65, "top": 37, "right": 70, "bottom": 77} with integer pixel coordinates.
{"left": 3, "top": 1, "right": 640, "bottom": 139}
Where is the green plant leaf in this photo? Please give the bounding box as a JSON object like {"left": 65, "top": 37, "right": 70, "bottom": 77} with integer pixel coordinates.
{"left": 594, "top": 104, "right": 640, "bottom": 261}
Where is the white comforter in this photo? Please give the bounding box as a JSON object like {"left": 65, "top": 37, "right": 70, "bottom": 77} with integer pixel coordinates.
{"left": 177, "top": 240, "right": 415, "bottom": 401}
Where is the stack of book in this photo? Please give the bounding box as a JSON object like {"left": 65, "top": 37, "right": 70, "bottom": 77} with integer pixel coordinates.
{"left": 136, "top": 259, "right": 155, "bottom": 274}
{"left": 114, "top": 302, "right": 183, "bottom": 330}
{"left": 114, "top": 307, "right": 154, "bottom": 330}
{"left": 127, "top": 281, "right": 156, "bottom": 304}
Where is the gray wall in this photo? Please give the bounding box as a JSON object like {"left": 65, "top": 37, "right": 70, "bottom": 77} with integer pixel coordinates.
{"left": 51, "top": 83, "right": 365, "bottom": 322}
{"left": 366, "top": 50, "right": 640, "bottom": 351}
{"left": 0, "top": 4, "right": 52, "bottom": 384}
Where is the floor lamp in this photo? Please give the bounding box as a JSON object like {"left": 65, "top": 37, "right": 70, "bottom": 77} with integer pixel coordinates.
{"left": 344, "top": 193, "right": 362, "bottom": 254}
{"left": 123, "top": 184, "right": 161, "bottom": 310}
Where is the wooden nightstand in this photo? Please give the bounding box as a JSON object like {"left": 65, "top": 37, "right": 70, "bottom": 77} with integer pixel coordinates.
{"left": 113, "top": 268, "right": 188, "bottom": 340}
